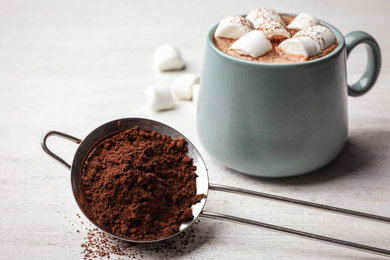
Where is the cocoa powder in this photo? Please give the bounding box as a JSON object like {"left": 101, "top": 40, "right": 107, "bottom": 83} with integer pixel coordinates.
{"left": 81, "top": 126, "right": 206, "bottom": 241}
{"left": 73, "top": 213, "right": 205, "bottom": 259}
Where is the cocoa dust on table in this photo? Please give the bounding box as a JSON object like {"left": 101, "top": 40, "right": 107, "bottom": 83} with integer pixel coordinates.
{"left": 81, "top": 125, "right": 206, "bottom": 241}
{"left": 75, "top": 213, "right": 205, "bottom": 259}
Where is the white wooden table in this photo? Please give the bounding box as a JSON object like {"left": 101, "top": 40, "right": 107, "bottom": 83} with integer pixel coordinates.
{"left": 1, "top": 0, "right": 389, "bottom": 259}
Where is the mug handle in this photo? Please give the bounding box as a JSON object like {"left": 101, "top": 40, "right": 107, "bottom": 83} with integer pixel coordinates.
{"left": 345, "top": 31, "right": 381, "bottom": 97}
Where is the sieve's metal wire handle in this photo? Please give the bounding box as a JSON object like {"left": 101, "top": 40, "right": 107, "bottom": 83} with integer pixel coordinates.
{"left": 208, "top": 183, "right": 390, "bottom": 223}
{"left": 41, "top": 131, "right": 82, "bottom": 170}
{"left": 200, "top": 183, "right": 390, "bottom": 257}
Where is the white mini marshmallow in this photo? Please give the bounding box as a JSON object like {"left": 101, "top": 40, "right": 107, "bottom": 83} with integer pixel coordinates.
{"left": 171, "top": 74, "right": 200, "bottom": 100}
{"left": 294, "top": 25, "right": 337, "bottom": 49}
{"left": 287, "top": 12, "right": 320, "bottom": 30}
{"left": 278, "top": 36, "right": 322, "bottom": 58}
{"left": 229, "top": 30, "right": 272, "bottom": 58}
{"left": 214, "top": 16, "right": 253, "bottom": 39}
{"left": 260, "top": 21, "right": 290, "bottom": 39}
{"left": 245, "top": 7, "right": 284, "bottom": 29}
{"left": 153, "top": 44, "right": 185, "bottom": 71}
{"left": 192, "top": 84, "right": 200, "bottom": 106}
{"left": 145, "top": 85, "right": 175, "bottom": 111}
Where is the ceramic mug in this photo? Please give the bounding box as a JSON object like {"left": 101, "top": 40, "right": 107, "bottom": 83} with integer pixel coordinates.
{"left": 197, "top": 17, "right": 381, "bottom": 177}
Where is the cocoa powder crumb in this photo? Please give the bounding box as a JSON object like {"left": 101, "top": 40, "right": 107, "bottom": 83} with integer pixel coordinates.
{"left": 81, "top": 126, "right": 206, "bottom": 241}
{"left": 76, "top": 215, "right": 204, "bottom": 259}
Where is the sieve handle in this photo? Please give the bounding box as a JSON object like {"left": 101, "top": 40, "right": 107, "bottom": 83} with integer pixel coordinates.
{"left": 204, "top": 183, "right": 390, "bottom": 257}
{"left": 208, "top": 183, "right": 390, "bottom": 223}
{"left": 41, "top": 131, "right": 82, "bottom": 170}
{"left": 199, "top": 211, "right": 390, "bottom": 257}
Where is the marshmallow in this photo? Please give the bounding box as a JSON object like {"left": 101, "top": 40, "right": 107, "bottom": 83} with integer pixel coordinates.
{"left": 153, "top": 44, "right": 185, "bottom": 71}
{"left": 214, "top": 16, "right": 253, "bottom": 39}
{"left": 229, "top": 30, "right": 272, "bottom": 58}
{"left": 145, "top": 85, "right": 175, "bottom": 111}
{"left": 260, "top": 21, "right": 290, "bottom": 39}
{"left": 278, "top": 37, "right": 322, "bottom": 58}
{"left": 294, "top": 25, "right": 337, "bottom": 49}
{"left": 245, "top": 7, "right": 284, "bottom": 29}
{"left": 192, "top": 84, "right": 200, "bottom": 106}
{"left": 287, "top": 12, "right": 320, "bottom": 30}
{"left": 171, "top": 74, "right": 200, "bottom": 100}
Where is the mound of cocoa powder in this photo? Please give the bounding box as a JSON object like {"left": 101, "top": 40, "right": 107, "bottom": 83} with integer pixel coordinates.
{"left": 81, "top": 125, "right": 206, "bottom": 241}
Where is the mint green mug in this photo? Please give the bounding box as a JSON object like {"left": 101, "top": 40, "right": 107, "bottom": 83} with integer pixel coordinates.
{"left": 197, "top": 19, "right": 381, "bottom": 177}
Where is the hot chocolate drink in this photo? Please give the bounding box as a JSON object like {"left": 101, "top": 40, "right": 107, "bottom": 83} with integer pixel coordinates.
{"left": 213, "top": 8, "right": 338, "bottom": 64}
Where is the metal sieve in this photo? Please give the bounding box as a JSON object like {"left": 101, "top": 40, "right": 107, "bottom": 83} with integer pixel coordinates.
{"left": 41, "top": 118, "right": 390, "bottom": 257}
